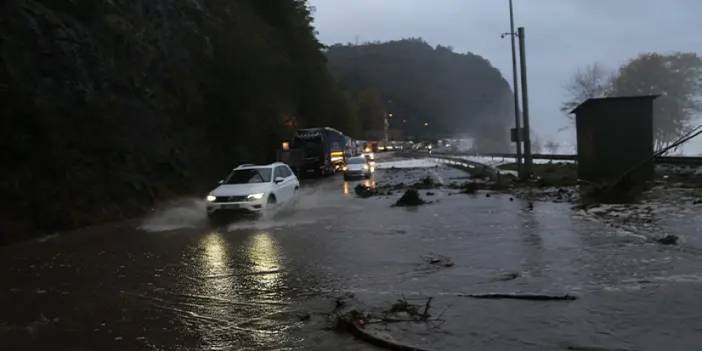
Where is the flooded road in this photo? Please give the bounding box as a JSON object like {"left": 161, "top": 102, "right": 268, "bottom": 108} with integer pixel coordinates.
{"left": 1, "top": 157, "right": 702, "bottom": 350}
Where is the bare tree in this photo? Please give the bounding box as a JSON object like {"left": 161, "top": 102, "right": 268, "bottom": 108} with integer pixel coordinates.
{"left": 562, "top": 54, "right": 702, "bottom": 150}
{"left": 544, "top": 140, "right": 560, "bottom": 154}
{"left": 561, "top": 63, "right": 611, "bottom": 117}
{"left": 530, "top": 132, "right": 542, "bottom": 154}
{"left": 610, "top": 52, "right": 702, "bottom": 150}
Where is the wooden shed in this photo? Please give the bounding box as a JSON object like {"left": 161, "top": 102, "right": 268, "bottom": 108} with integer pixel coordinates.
{"left": 572, "top": 96, "right": 658, "bottom": 184}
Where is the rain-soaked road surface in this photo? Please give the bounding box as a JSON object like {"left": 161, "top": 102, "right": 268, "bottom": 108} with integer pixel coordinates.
{"left": 1, "top": 155, "right": 702, "bottom": 350}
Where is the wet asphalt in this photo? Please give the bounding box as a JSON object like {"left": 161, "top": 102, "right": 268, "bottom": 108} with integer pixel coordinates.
{"left": 1, "top": 156, "right": 702, "bottom": 351}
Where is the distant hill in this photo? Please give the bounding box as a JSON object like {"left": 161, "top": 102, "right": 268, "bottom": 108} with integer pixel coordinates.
{"left": 326, "top": 39, "right": 515, "bottom": 150}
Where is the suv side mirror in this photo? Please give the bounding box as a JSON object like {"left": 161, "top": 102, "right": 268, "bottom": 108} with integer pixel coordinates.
{"left": 274, "top": 177, "right": 285, "bottom": 184}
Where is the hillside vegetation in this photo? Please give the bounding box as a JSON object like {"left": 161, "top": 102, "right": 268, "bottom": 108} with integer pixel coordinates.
{"left": 326, "top": 39, "right": 515, "bottom": 150}
{"left": 0, "top": 0, "right": 356, "bottom": 242}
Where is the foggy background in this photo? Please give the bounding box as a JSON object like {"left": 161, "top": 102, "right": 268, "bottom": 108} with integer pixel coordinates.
{"left": 309, "top": 0, "right": 702, "bottom": 154}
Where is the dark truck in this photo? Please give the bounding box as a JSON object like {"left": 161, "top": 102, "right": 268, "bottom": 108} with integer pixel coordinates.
{"left": 281, "top": 127, "right": 347, "bottom": 176}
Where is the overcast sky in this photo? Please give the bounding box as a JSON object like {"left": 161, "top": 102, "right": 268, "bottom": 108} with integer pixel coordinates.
{"left": 309, "top": 0, "right": 702, "bottom": 152}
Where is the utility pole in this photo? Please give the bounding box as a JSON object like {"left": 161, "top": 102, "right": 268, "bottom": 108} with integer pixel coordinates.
{"left": 508, "top": 0, "right": 523, "bottom": 174}
{"left": 384, "top": 112, "right": 389, "bottom": 144}
{"left": 518, "top": 27, "right": 533, "bottom": 177}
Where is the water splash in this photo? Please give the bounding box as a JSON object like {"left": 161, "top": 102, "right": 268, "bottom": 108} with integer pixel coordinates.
{"left": 226, "top": 186, "right": 355, "bottom": 232}
{"left": 138, "top": 198, "right": 207, "bottom": 232}
{"left": 139, "top": 185, "right": 360, "bottom": 233}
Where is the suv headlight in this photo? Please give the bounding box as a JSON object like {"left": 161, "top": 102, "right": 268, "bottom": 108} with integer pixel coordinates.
{"left": 247, "top": 193, "right": 265, "bottom": 201}
{"left": 206, "top": 195, "right": 217, "bottom": 202}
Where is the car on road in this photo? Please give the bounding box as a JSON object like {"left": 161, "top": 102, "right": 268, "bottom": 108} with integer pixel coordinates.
{"left": 206, "top": 162, "right": 299, "bottom": 218}
{"left": 343, "top": 156, "right": 373, "bottom": 180}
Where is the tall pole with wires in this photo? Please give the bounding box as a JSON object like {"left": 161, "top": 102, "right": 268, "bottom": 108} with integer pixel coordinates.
{"left": 508, "top": 0, "right": 523, "bottom": 175}
{"left": 518, "top": 27, "right": 533, "bottom": 177}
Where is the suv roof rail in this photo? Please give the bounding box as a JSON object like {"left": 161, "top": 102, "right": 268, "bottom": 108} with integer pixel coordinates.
{"left": 236, "top": 163, "right": 256, "bottom": 168}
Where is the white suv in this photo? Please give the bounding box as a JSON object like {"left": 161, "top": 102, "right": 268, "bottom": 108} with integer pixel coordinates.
{"left": 206, "top": 162, "right": 300, "bottom": 217}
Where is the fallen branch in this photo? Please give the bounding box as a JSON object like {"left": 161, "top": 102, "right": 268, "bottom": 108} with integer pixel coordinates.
{"left": 421, "top": 297, "right": 432, "bottom": 320}
{"left": 337, "top": 311, "right": 434, "bottom": 351}
{"left": 331, "top": 296, "right": 441, "bottom": 351}
{"left": 387, "top": 297, "right": 433, "bottom": 320}
{"left": 461, "top": 293, "right": 577, "bottom": 301}
{"left": 566, "top": 346, "right": 632, "bottom": 351}
{"left": 364, "top": 317, "right": 443, "bottom": 325}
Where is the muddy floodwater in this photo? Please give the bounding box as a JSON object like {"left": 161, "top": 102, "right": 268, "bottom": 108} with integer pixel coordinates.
{"left": 1, "top": 157, "right": 701, "bottom": 350}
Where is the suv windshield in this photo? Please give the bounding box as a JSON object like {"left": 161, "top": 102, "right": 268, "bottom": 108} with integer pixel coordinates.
{"left": 225, "top": 168, "right": 272, "bottom": 184}
{"left": 348, "top": 158, "right": 366, "bottom": 164}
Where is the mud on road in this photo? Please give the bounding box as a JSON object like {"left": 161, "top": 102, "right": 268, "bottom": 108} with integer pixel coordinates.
{"left": 1, "top": 155, "right": 702, "bottom": 351}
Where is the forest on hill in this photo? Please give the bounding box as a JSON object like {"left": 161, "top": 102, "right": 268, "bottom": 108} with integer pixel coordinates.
{"left": 0, "top": 0, "right": 357, "bottom": 241}
{"left": 326, "top": 39, "right": 516, "bottom": 150}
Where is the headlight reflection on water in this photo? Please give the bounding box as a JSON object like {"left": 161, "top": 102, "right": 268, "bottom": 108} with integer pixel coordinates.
{"left": 193, "top": 232, "right": 293, "bottom": 350}
{"left": 198, "top": 232, "right": 234, "bottom": 296}
{"left": 202, "top": 232, "right": 229, "bottom": 275}
{"left": 246, "top": 233, "right": 283, "bottom": 291}
{"left": 197, "top": 232, "right": 284, "bottom": 292}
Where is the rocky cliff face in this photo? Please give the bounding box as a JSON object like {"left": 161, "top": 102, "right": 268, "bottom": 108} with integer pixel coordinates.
{"left": 0, "top": 0, "right": 352, "bottom": 242}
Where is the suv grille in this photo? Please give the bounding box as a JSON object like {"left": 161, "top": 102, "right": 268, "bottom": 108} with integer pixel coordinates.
{"left": 215, "top": 195, "right": 248, "bottom": 203}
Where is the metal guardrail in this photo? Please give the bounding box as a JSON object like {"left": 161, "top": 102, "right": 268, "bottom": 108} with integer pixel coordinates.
{"left": 404, "top": 152, "right": 499, "bottom": 179}
{"left": 477, "top": 153, "right": 577, "bottom": 161}
{"left": 432, "top": 152, "right": 702, "bottom": 166}
{"left": 656, "top": 156, "right": 702, "bottom": 165}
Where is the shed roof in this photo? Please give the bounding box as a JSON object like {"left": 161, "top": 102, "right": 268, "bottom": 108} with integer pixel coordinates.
{"left": 570, "top": 95, "right": 659, "bottom": 114}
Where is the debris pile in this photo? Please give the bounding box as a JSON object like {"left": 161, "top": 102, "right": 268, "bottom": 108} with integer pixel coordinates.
{"left": 387, "top": 297, "right": 434, "bottom": 322}
{"left": 574, "top": 196, "right": 693, "bottom": 244}
{"left": 494, "top": 272, "right": 520, "bottom": 281}
{"left": 394, "top": 189, "right": 426, "bottom": 207}
{"left": 511, "top": 186, "right": 580, "bottom": 203}
{"left": 447, "top": 177, "right": 514, "bottom": 196}
{"left": 426, "top": 255, "right": 454, "bottom": 268}
{"left": 331, "top": 295, "right": 440, "bottom": 351}
{"left": 460, "top": 182, "right": 480, "bottom": 194}
{"left": 413, "top": 176, "right": 440, "bottom": 189}
{"left": 354, "top": 184, "right": 377, "bottom": 198}
{"left": 656, "top": 234, "right": 679, "bottom": 245}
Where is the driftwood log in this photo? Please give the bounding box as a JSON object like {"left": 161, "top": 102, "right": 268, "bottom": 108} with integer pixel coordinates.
{"left": 461, "top": 293, "right": 577, "bottom": 301}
